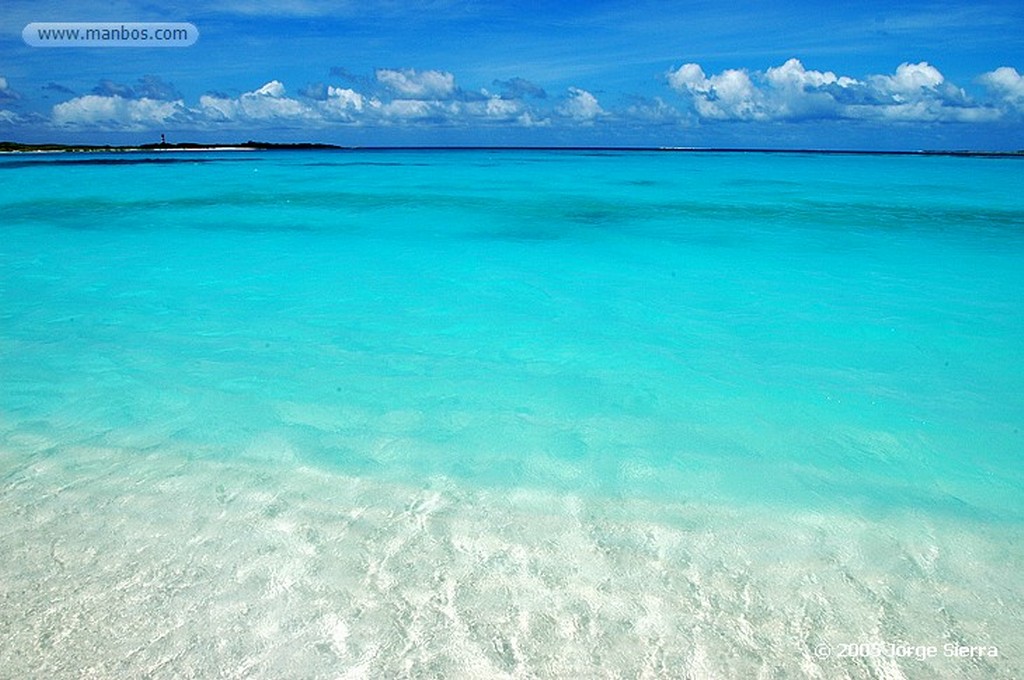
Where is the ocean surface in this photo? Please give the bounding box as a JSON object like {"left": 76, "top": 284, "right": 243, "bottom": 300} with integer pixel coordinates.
{"left": 1, "top": 148, "right": 1022, "bottom": 678}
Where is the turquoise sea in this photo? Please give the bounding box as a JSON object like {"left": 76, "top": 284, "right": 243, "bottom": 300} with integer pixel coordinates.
{"left": 1, "top": 149, "right": 1022, "bottom": 678}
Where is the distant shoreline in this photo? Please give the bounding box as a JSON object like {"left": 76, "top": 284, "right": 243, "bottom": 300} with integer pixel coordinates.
{"left": 1, "top": 140, "right": 1022, "bottom": 158}
{"left": 0, "top": 140, "right": 345, "bottom": 154}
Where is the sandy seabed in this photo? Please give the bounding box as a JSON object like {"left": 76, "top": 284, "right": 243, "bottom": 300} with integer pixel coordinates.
{"left": 1, "top": 436, "right": 1021, "bottom": 680}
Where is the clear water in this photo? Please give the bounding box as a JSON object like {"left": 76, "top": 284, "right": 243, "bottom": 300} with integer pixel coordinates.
{"left": 1, "top": 149, "right": 1022, "bottom": 678}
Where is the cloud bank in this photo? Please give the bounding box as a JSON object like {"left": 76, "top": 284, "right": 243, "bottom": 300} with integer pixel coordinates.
{"left": 35, "top": 59, "right": 1024, "bottom": 136}
{"left": 667, "top": 59, "right": 1010, "bottom": 123}
{"left": 47, "top": 70, "right": 564, "bottom": 131}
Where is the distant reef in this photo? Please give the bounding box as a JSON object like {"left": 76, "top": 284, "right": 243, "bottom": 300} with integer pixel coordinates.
{"left": 0, "top": 140, "right": 344, "bottom": 153}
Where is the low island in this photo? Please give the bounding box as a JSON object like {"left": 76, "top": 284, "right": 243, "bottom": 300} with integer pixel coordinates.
{"left": 0, "top": 140, "right": 345, "bottom": 153}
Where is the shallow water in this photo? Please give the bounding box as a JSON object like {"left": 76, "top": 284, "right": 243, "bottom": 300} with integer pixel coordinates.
{"left": 2, "top": 149, "right": 1022, "bottom": 678}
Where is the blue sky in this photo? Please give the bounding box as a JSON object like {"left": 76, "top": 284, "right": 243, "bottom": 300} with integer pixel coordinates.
{"left": 1, "top": 0, "right": 1022, "bottom": 149}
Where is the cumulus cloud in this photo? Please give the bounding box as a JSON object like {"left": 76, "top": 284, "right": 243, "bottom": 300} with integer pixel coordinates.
{"left": 254, "top": 81, "right": 285, "bottom": 97}
{"left": 325, "top": 86, "right": 364, "bottom": 109}
{"left": 198, "top": 81, "right": 313, "bottom": 123}
{"left": 320, "top": 86, "right": 373, "bottom": 123}
{"left": 558, "top": 87, "right": 605, "bottom": 122}
{"left": 52, "top": 95, "right": 188, "bottom": 129}
{"left": 871, "top": 62, "right": 944, "bottom": 98}
{"left": 668, "top": 59, "right": 998, "bottom": 123}
{"left": 48, "top": 75, "right": 193, "bottom": 130}
{"left": 980, "top": 67, "right": 1024, "bottom": 109}
{"left": 763, "top": 59, "right": 864, "bottom": 119}
{"left": 766, "top": 58, "right": 859, "bottom": 90}
{"left": 480, "top": 96, "right": 522, "bottom": 120}
{"left": 376, "top": 68, "right": 456, "bottom": 99}
{"left": 668, "top": 64, "right": 766, "bottom": 120}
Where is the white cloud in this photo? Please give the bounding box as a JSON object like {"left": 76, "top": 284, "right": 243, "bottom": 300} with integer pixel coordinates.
{"left": 253, "top": 80, "right": 286, "bottom": 97}
{"left": 377, "top": 98, "right": 435, "bottom": 119}
{"left": 0, "top": 109, "right": 21, "bottom": 125}
{"left": 134, "top": 75, "right": 546, "bottom": 130}
{"left": 668, "top": 59, "right": 998, "bottom": 124}
{"left": 980, "top": 67, "right": 1024, "bottom": 109}
{"left": 870, "top": 62, "right": 946, "bottom": 102}
{"left": 326, "top": 86, "right": 364, "bottom": 110}
{"left": 666, "top": 63, "right": 707, "bottom": 92}
{"left": 198, "top": 81, "right": 313, "bottom": 123}
{"left": 763, "top": 59, "right": 860, "bottom": 119}
{"left": 766, "top": 58, "right": 859, "bottom": 90}
{"left": 453, "top": 95, "right": 525, "bottom": 123}
{"left": 376, "top": 69, "right": 456, "bottom": 99}
{"left": 704, "top": 70, "right": 763, "bottom": 120}
{"left": 558, "top": 87, "right": 605, "bottom": 122}
{"left": 320, "top": 86, "right": 366, "bottom": 122}
{"left": 483, "top": 96, "right": 520, "bottom": 119}
{"left": 195, "top": 94, "right": 237, "bottom": 122}
{"left": 667, "top": 64, "right": 766, "bottom": 120}
{"left": 52, "top": 95, "right": 187, "bottom": 129}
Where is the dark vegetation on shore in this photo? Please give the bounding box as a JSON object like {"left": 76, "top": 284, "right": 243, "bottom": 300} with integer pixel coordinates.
{"left": 0, "top": 140, "right": 344, "bottom": 153}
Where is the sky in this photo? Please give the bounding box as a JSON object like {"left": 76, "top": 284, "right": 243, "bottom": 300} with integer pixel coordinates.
{"left": 1, "top": 0, "right": 1023, "bottom": 149}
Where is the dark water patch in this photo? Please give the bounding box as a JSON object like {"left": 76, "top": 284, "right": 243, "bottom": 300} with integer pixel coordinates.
{"left": 4, "top": 185, "right": 1021, "bottom": 244}
{"left": 563, "top": 208, "right": 626, "bottom": 226}
{"left": 0, "top": 157, "right": 245, "bottom": 170}
{"left": 784, "top": 199, "right": 1024, "bottom": 234}
{"left": 0, "top": 188, "right": 493, "bottom": 215}
{"left": 0, "top": 188, "right": 505, "bottom": 233}
{"left": 300, "top": 161, "right": 431, "bottom": 168}
{"left": 470, "top": 195, "right": 1024, "bottom": 247}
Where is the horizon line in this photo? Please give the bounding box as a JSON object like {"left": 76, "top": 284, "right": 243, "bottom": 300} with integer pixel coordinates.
{"left": 2, "top": 140, "right": 1023, "bottom": 158}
